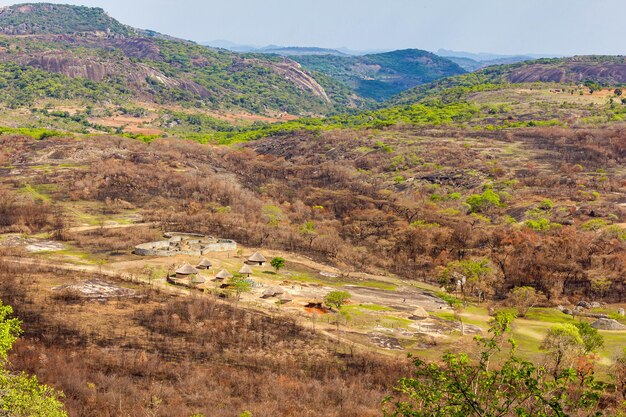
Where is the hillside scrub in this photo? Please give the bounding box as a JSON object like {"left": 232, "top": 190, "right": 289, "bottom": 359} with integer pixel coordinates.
{"left": 0, "top": 260, "right": 409, "bottom": 417}
{"left": 1, "top": 128, "right": 623, "bottom": 304}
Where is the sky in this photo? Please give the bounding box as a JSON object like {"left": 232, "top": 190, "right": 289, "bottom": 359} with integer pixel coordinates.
{"left": 0, "top": 0, "right": 624, "bottom": 55}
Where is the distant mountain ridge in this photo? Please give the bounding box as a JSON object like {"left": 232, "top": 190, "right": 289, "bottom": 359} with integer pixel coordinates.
{"left": 292, "top": 49, "right": 466, "bottom": 101}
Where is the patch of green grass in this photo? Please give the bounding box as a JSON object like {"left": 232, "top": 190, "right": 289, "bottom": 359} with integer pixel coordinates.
{"left": 345, "top": 280, "right": 397, "bottom": 291}
{"left": 524, "top": 308, "right": 575, "bottom": 324}
{"left": 432, "top": 311, "right": 456, "bottom": 322}
{"left": 20, "top": 183, "right": 53, "bottom": 202}
{"left": 37, "top": 247, "right": 101, "bottom": 265}
{"left": 280, "top": 272, "right": 397, "bottom": 291}
{"left": 379, "top": 315, "right": 413, "bottom": 329}
{"left": 344, "top": 303, "right": 394, "bottom": 312}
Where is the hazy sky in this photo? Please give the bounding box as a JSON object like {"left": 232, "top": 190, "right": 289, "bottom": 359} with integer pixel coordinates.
{"left": 1, "top": 0, "right": 623, "bottom": 55}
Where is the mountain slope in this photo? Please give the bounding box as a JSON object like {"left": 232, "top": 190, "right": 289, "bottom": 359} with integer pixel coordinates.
{"left": 0, "top": 3, "right": 360, "bottom": 116}
{"left": 389, "top": 56, "right": 626, "bottom": 106}
{"left": 0, "top": 3, "right": 133, "bottom": 35}
{"left": 292, "top": 49, "right": 465, "bottom": 101}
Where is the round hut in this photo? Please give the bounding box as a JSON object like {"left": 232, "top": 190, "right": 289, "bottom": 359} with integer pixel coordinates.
{"left": 239, "top": 264, "right": 253, "bottom": 277}
{"left": 410, "top": 306, "right": 429, "bottom": 320}
{"left": 197, "top": 258, "right": 213, "bottom": 270}
{"left": 175, "top": 263, "right": 200, "bottom": 279}
{"left": 191, "top": 275, "right": 206, "bottom": 285}
{"left": 247, "top": 252, "right": 267, "bottom": 266}
{"left": 214, "top": 269, "right": 233, "bottom": 281}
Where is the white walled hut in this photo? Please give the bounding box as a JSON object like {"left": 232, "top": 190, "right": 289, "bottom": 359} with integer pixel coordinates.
{"left": 175, "top": 263, "right": 200, "bottom": 279}
{"left": 215, "top": 269, "right": 233, "bottom": 281}
{"left": 197, "top": 258, "right": 213, "bottom": 270}
{"left": 239, "top": 264, "right": 253, "bottom": 277}
{"left": 247, "top": 252, "right": 267, "bottom": 266}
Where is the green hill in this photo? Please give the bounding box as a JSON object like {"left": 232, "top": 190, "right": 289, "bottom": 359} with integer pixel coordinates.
{"left": 389, "top": 56, "right": 626, "bottom": 106}
{"left": 0, "top": 3, "right": 363, "bottom": 116}
{"left": 0, "top": 3, "right": 134, "bottom": 35}
{"left": 291, "top": 49, "right": 465, "bottom": 101}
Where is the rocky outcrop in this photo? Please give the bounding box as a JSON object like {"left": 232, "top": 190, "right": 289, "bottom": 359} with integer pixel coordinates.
{"left": 508, "top": 58, "right": 626, "bottom": 84}
{"left": 250, "top": 58, "right": 330, "bottom": 102}
{"left": 590, "top": 318, "right": 626, "bottom": 331}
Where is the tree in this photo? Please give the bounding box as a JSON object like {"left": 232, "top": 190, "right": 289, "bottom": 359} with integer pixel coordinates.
{"left": 541, "top": 323, "right": 585, "bottom": 380}
{"left": 614, "top": 348, "right": 626, "bottom": 400}
{"left": 0, "top": 301, "right": 67, "bottom": 416}
{"left": 574, "top": 322, "right": 604, "bottom": 354}
{"left": 230, "top": 277, "right": 252, "bottom": 301}
{"left": 323, "top": 290, "right": 351, "bottom": 311}
{"left": 270, "top": 257, "right": 285, "bottom": 272}
{"left": 299, "top": 221, "right": 318, "bottom": 249}
{"left": 506, "top": 286, "right": 543, "bottom": 317}
{"left": 439, "top": 259, "right": 495, "bottom": 302}
{"left": 465, "top": 189, "right": 503, "bottom": 214}
{"left": 383, "top": 311, "right": 606, "bottom": 417}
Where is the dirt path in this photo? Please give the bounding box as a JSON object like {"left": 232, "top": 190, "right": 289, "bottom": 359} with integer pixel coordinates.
{"left": 67, "top": 222, "right": 158, "bottom": 233}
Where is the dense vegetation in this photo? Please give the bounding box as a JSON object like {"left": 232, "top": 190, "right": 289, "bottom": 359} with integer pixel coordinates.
{"left": 0, "top": 3, "right": 133, "bottom": 35}
{"left": 293, "top": 49, "right": 465, "bottom": 101}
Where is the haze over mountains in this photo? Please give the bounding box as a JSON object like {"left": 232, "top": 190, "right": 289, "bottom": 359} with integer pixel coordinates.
{"left": 0, "top": 3, "right": 623, "bottom": 119}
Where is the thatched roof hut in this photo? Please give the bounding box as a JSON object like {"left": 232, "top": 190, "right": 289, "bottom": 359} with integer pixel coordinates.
{"left": 239, "top": 264, "right": 253, "bottom": 276}
{"left": 215, "top": 269, "right": 233, "bottom": 281}
{"left": 247, "top": 252, "right": 267, "bottom": 265}
{"left": 197, "top": 258, "right": 213, "bottom": 269}
{"left": 191, "top": 275, "right": 206, "bottom": 285}
{"left": 175, "top": 263, "right": 200, "bottom": 278}
{"left": 410, "top": 306, "right": 429, "bottom": 320}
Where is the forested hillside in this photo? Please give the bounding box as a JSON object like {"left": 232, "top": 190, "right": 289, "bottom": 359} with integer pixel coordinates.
{"left": 293, "top": 49, "right": 465, "bottom": 101}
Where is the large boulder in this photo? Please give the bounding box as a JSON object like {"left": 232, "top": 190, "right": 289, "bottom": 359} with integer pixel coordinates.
{"left": 577, "top": 300, "right": 591, "bottom": 309}
{"left": 618, "top": 308, "right": 625, "bottom": 317}
{"left": 590, "top": 318, "right": 626, "bottom": 331}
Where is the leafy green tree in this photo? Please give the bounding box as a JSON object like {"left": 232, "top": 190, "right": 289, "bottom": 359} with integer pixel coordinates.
{"left": 0, "top": 301, "right": 67, "bottom": 416}
{"left": 383, "top": 311, "right": 606, "bottom": 417}
{"left": 541, "top": 323, "right": 585, "bottom": 379}
{"left": 299, "top": 221, "right": 318, "bottom": 249}
{"left": 323, "top": 290, "right": 351, "bottom": 311}
{"left": 574, "top": 322, "right": 604, "bottom": 354}
{"left": 438, "top": 259, "right": 494, "bottom": 302}
{"left": 465, "top": 189, "right": 503, "bottom": 214}
{"left": 506, "top": 286, "right": 543, "bottom": 317}
{"left": 270, "top": 257, "right": 286, "bottom": 272}
{"left": 230, "top": 277, "right": 252, "bottom": 302}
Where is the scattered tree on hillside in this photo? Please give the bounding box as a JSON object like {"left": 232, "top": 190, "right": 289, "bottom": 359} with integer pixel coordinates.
{"left": 439, "top": 259, "right": 495, "bottom": 303}
{"left": 230, "top": 277, "right": 252, "bottom": 302}
{"left": 270, "top": 257, "right": 286, "bottom": 272}
{"left": 506, "top": 286, "right": 543, "bottom": 317}
{"left": 574, "top": 322, "right": 604, "bottom": 354}
{"left": 541, "top": 324, "right": 585, "bottom": 380}
{"left": 323, "top": 290, "right": 351, "bottom": 311}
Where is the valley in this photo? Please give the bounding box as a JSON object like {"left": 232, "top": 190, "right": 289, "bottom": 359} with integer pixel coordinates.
{"left": 0, "top": 2, "right": 623, "bottom": 417}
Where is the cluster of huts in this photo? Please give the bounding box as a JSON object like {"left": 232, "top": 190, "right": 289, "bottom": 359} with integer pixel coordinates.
{"left": 168, "top": 251, "right": 267, "bottom": 287}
